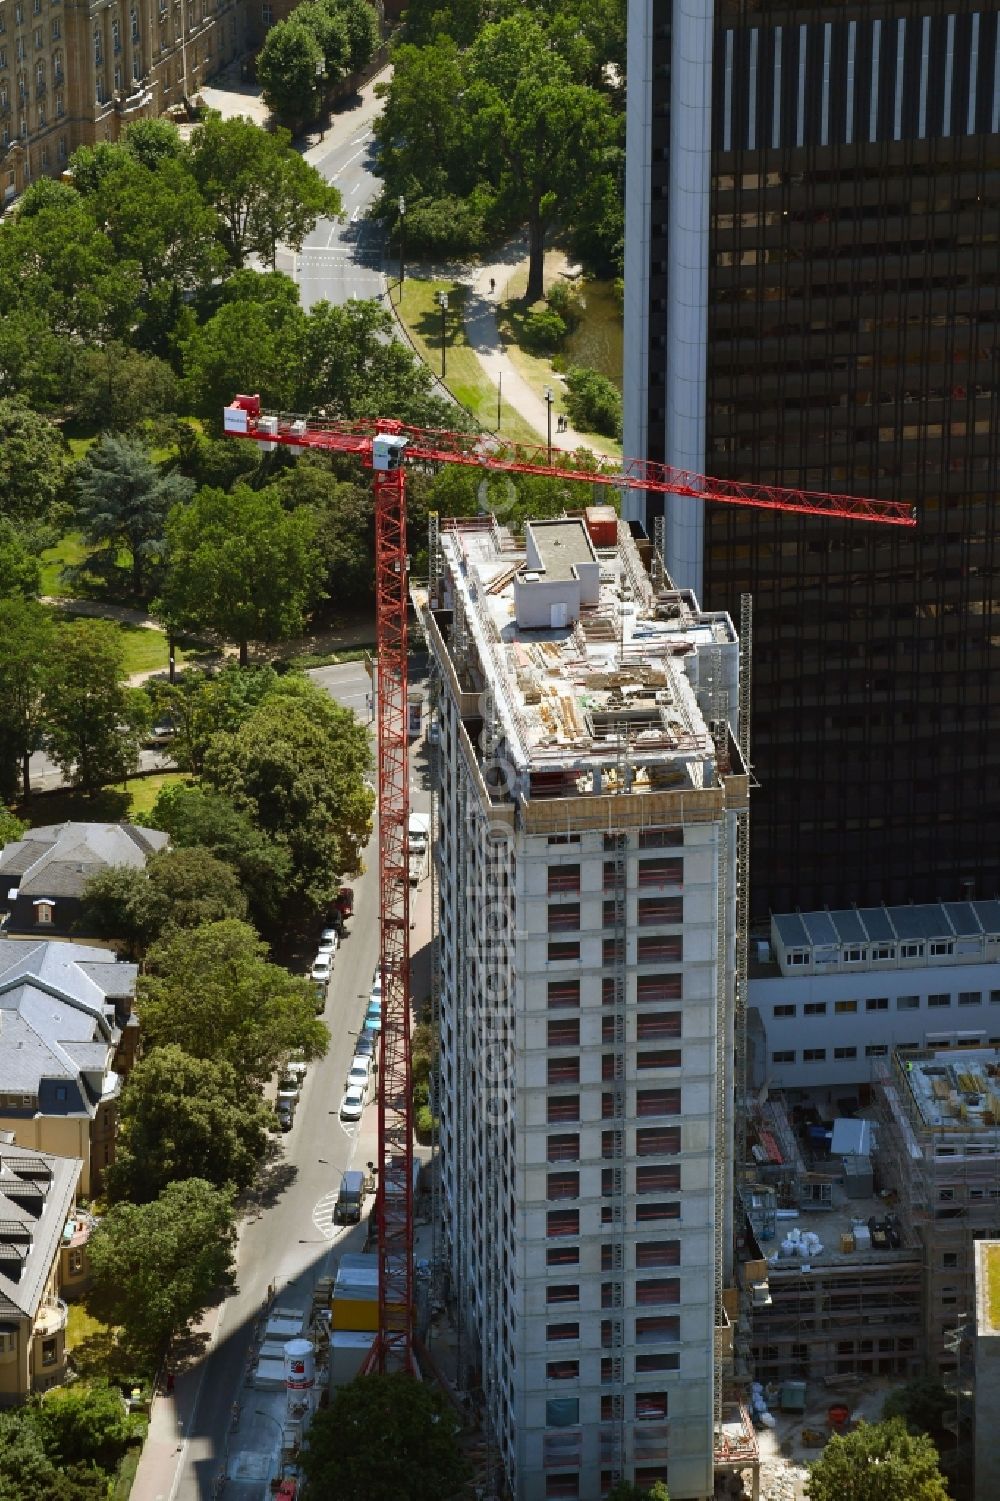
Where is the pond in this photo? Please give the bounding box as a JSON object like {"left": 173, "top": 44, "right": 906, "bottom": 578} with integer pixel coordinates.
{"left": 563, "top": 280, "right": 624, "bottom": 391}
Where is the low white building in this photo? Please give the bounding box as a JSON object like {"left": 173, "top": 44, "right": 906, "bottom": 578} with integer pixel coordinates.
{"left": 750, "top": 902, "right": 1000, "bottom": 1090}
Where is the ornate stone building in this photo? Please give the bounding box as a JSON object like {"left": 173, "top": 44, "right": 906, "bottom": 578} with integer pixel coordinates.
{"left": 0, "top": 0, "right": 253, "bottom": 202}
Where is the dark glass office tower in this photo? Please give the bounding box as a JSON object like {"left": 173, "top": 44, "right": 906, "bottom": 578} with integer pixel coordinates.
{"left": 625, "top": 0, "right": 1000, "bottom": 916}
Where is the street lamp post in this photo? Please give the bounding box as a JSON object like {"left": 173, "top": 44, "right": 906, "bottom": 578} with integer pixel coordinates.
{"left": 544, "top": 386, "right": 554, "bottom": 463}
{"left": 436, "top": 290, "right": 449, "bottom": 379}
{"left": 397, "top": 196, "right": 405, "bottom": 299}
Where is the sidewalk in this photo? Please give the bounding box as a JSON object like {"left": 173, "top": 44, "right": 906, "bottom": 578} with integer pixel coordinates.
{"left": 464, "top": 249, "right": 621, "bottom": 463}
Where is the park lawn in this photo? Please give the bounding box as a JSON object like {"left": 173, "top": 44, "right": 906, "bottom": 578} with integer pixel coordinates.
{"left": 66, "top": 1301, "right": 108, "bottom": 1353}
{"left": 395, "top": 278, "right": 542, "bottom": 446}
{"left": 39, "top": 532, "right": 94, "bottom": 597}
{"left": 16, "top": 772, "right": 191, "bottom": 829}
{"left": 49, "top": 610, "right": 172, "bottom": 677}
{"left": 110, "top": 771, "right": 192, "bottom": 820}
{"left": 495, "top": 265, "right": 623, "bottom": 462}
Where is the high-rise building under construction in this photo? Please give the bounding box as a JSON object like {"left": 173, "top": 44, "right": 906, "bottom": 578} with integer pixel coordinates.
{"left": 418, "top": 514, "right": 757, "bottom": 1499}
{"left": 624, "top": 0, "right": 1000, "bottom": 916}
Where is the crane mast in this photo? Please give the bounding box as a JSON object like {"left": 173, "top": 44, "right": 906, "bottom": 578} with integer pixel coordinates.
{"left": 223, "top": 395, "right": 915, "bottom": 1377}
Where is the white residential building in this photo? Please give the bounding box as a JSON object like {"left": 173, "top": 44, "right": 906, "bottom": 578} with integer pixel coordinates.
{"left": 751, "top": 903, "right": 1000, "bottom": 1091}
{"left": 418, "top": 514, "right": 752, "bottom": 1500}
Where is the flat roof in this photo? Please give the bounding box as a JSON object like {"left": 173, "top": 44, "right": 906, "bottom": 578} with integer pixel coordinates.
{"left": 435, "top": 518, "right": 737, "bottom": 783}
{"left": 769, "top": 1193, "right": 918, "bottom": 1271}
{"left": 526, "top": 518, "right": 596, "bottom": 581}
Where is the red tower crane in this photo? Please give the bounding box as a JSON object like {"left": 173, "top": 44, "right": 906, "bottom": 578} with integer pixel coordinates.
{"left": 223, "top": 396, "right": 915, "bottom": 1377}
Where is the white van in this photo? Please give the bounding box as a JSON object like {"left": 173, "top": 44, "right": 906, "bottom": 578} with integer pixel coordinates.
{"left": 408, "top": 813, "right": 430, "bottom": 853}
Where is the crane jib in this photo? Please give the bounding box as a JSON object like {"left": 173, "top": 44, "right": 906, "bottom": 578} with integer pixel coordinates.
{"left": 222, "top": 400, "right": 916, "bottom": 528}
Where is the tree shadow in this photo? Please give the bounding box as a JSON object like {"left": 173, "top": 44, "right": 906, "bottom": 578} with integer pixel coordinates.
{"left": 18, "top": 785, "right": 132, "bottom": 824}
{"left": 70, "top": 1327, "right": 152, "bottom": 1389}
{"left": 240, "top": 1145, "right": 298, "bottom": 1221}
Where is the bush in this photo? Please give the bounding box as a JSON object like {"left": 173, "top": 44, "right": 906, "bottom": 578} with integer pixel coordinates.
{"left": 564, "top": 364, "right": 622, "bottom": 439}
{"left": 521, "top": 308, "right": 567, "bottom": 354}
{"left": 401, "top": 195, "right": 485, "bottom": 257}
{"left": 415, "top": 1102, "right": 436, "bottom": 1142}
{"left": 545, "top": 282, "right": 583, "bottom": 331}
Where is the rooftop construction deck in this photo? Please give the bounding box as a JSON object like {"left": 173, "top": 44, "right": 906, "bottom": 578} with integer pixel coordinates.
{"left": 426, "top": 513, "right": 742, "bottom": 798}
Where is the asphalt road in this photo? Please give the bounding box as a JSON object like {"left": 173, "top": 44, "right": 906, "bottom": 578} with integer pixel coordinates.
{"left": 277, "top": 89, "right": 387, "bottom": 311}
{"left": 138, "top": 659, "right": 434, "bottom": 1501}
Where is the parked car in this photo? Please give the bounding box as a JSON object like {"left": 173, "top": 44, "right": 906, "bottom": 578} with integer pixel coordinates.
{"left": 316, "top": 929, "right": 339, "bottom": 958}
{"left": 285, "top": 1057, "right": 308, "bottom": 1085}
{"left": 310, "top": 954, "right": 333, "bottom": 985}
{"left": 340, "top": 1084, "right": 365, "bottom": 1121}
{"left": 333, "top": 1169, "right": 365, "bottom": 1225}
{"left": 277, "top": 1074, "right": 300, "bottom": 1101}
{"left": 370, "top": 969, "right": 383, "bottom": 1004}
{"left": 364, "top": 1009, "right": 382, "bottom": 1035}
{"left": 347, "top": 1058, "right": 370, "bottom": 1095}
{"left": 276, "top": 1095, "right": 296, "bottom": 1131}
{"left": 354, "top": 1033, "right": 375, "bottom": 1060}
{"left": 427, "top": 716, "right": 440, "bottom": 747}
{"left": 333, "top": 886, "right": 354, "bottom": 921}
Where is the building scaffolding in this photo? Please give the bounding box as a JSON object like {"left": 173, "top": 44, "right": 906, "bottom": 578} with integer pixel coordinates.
{"left": 874, "top": 1049, "right": 1000, "bottom": 1372}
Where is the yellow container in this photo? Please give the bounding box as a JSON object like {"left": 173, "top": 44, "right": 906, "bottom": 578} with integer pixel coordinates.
{"left": 332, "top": 1296, "right": 378, "bottom": 1333}
{"left": 841, "top": 1232, "right": 855, "bottom": 1253}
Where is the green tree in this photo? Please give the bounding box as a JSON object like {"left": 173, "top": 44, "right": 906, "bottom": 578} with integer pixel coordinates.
{"left": 147, "top": 781, "right": 292, "bottom": 928}
{"left": 0, "top": 399, "right": 71, "bottom": 525}
{"left": 0, "top": 599, "right": 56, "bottom": 798}
{"left": 109, "top": 1044, "right": 274, "bottom": 1201}
{"left": 80, "top": 845, "right": 248, "bottom": 952}
{"left": 297, "top": 0, "right": 351, "bottom": 87}
{"left": 70, "top": 345, "right": 180, "bottom": 432}
{"left": 373, "top": 39, "right": 469, "bottom": 202}
{"left": 138, "top": 919, "right": 328, "bottom": 1081}
{"left": 465, "top": 16, "right": 615, "bottom": 300}
{"left": 0, "top": 518, "right": 41, "bottom": 598}
{"left": 73, "top": 434, "right": 194, "bottom": 598}
{"left": 187, "top": 114, "right": 342, "bottom": 268}
{"left": 0, "top": 810, "right": 26, "bottom": 846}
{"left": 882, "top": 1379, "right": 954, "bottom": 1438}
{"left": 73, "top": 432, "right": 192, "bottom": 594}
{"left": 336, "top": 0, "right": 380, "bottom": 73}
{"left": 607, "top": 1484, "right": 669, "bottom": 1501}
{"left": 258, "top": 20, "right": 325, "bottom": 127}
{"left": 120, "top": 117, "right": 186, "bottom": 170}
{"left": 300, "top": 297, "right": 456, "bottom": 424}
{"left": 301, "top": 1372, "right": 470, "bottom": 1499}
{"left": 43, "top": 619, "right": 151, "bottom": 793}
{"left": 805, "top": 1418, "right": 949, "bottom": 1501}
{"left": 86, "top": 1178, "right": 237, "bottom": 1359}
{"left": 32, "top": 1382, "right": 135, "bottom": 1470}
{"left": 180, "top": 291, "right": 307, "bottom": 418}
{"left": 271, "top": 460, "right": 373, "bottom": 607}
{"left": 144, "top": 663, "right": 279, "bottom": 773}
{"left": 564, "top": 363, "right": 622, "bottom": 438}
{"left": 158, "top": 484, "right": 325, "bottom": 665}
{"left": 96, "top": 155, "right": 226, "bottom": 344}
{"left": 201, "top": 688, "right": 373, "bottom": 910}
{"left": 0, "top": 306, "right": 67, "bottom": 408}
{"left": 0, "top": 195, "right": 140, "bottom": 351}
